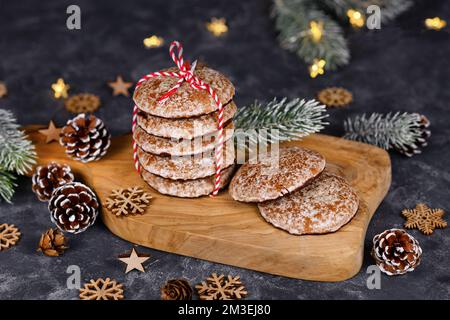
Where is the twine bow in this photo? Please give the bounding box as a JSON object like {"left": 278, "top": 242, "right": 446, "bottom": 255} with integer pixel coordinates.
{"left": 132, "top": 41, "right": 225, "bottom": 196}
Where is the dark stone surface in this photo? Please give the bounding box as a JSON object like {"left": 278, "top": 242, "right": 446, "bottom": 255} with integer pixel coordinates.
{"left": 0, "top": 0, "right": 449, "bottom": 300}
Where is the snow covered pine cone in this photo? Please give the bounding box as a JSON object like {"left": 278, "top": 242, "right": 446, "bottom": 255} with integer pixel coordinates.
{"left": 60, "top": 113, "right": 111, "bottom": 163}
{"left": 49, "top": 182, "right": 99, "bottom": 234}
{"left": 372, "top": 228, "right": 422, "bottom": 276}
{"left": 32, "top": 162, "right": 74, "bottom": 201}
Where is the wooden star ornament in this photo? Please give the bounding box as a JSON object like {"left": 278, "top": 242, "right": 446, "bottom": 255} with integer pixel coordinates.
{"left": 108, "top": 76, "right": 133, "bottom": 97}
{"left": 118, "top": 248, "right": 150, "bottom": 273}
{"left": 38, "top": 121, "right": 61, "bottom": 143}
{"left": 402, "top": 203, "right": 447, "bottom": 235}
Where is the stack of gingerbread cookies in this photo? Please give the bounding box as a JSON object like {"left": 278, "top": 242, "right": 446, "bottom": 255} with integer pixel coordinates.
{"left": 133, "top": 64, "right": 237, "bottom": 197}
{"left": 229, "top": 147, "right": 359, "bottom": 235}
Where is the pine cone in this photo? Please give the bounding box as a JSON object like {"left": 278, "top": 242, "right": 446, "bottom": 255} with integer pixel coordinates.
{"left": 37, "top": 228, "right": 68, "bottom": 257}
{"left": 49, "top": 182, "right": 99, "bottom": 234}
{"left": 60, "top": 113, "right": 111, "bottom": 163}
{"left": 398, "top": 114, "right": 431, "bottom": 157}
{"left": 31, "top": 162, "right": 74, "bottom": 201}
{"left": 160, "top": 279, "right": 193, "bottom": 300}
{"left": 372, "top": 228, "right": 422, "bottom": 276}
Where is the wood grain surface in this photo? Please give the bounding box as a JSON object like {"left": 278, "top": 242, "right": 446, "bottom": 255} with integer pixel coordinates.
{"left": 27, "top": 125, "right": 391, "bottom": 281}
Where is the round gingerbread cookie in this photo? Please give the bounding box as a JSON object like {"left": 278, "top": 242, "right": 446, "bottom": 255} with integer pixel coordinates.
{"left": 137, "top": 101, "right": 237, "bottom": 139}
{"left": 258, "top": 173, "right": 359, "bottom": 235}
{"left": 133, "top": 122, "right": 235, "bottom": 156}
{"left": 229, "top": 147, "right": 325, "bottom": 202}
{"left": 137, "top": 144, "right": 235, "bottom": 180}
{"left": 141, "top": 165, "right": 235, "bottom": 198}
{"left": 133, "top": 65, "right": 235, "bottom": 118}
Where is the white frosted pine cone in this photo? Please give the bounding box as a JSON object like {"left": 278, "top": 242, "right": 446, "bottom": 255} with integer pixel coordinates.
{"left": 60, "top": 113, "right": 111, "bottom": 163}
{"left": 372, "top": 228, "right": 422, "bottom": 276}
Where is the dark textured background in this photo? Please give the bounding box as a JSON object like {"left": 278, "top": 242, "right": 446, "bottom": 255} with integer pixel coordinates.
{"left": 0, "top": 0, "right": 449, "bottom": 300}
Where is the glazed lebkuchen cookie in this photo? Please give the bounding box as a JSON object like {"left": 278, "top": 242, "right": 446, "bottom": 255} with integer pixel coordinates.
{"left": 137, "top": 101, "right": 237, "bottom": 140}
{"left": 133, "top": 122, "right": 235, "bottom": 157}
{"left": 258, "top": 172, "right": 359, "bottom": 235}
{"left": 229, "top": 147, "right": 326, "bottom": 202}
{"left": 141, "top": 165, "right": 236, "bottom": 198}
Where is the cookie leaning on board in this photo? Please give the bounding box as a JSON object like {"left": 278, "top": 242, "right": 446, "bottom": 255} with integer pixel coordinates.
{"left": 229, "top": 146, "right": 360, "bottom": 235}
{"left": 229, "top": 147, "right": 326, "bottom": 202}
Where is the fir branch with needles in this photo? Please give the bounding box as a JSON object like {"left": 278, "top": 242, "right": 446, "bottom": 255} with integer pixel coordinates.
{"left": 273, "top": 0, "right": 349, "bottom": 70}
{"left": 320, "top": 0, "right": 413, "bottom": 23}
{"left": 233, "top": 97, "right": 328, "bottom": 147}
{"left": 343, "top": 112, "right": 431, "bottom": 157}
{"left": 0, "top": 109, "right": 36, "bottom": 175}
{"left": 0, "top": 108, "right": 37, "bottom": 202}
{"left": 272, "top": 0, "right": 412, "bottom": 71}
{"left": 0, "top": 169, "right": 16, "bottom": 204}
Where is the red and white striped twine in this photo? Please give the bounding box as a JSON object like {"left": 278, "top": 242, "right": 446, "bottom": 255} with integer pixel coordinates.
{"left": 132, "top": 41, "right": 225, "bottom": 196}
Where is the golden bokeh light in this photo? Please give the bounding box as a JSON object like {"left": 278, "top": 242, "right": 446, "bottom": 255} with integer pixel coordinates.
{"left": 143, "top": 35, "right": 164, "bottom": 48}
{"left": 425, "top": 17, "right": 446, "bottom": 30}
{"left": 347, "top": 9, "right": 365, "bottom": 28}
{"left": 309, "top": 59, "right": 326, "bottom": 78}
{"left": 206, "top": 18, "right": 228, "bottom": 37}
{"left": 309, "top": 21, "right": 323, "bottom": 43}
{"left": 51, "top": 78, "right": 70, "bottom": 99}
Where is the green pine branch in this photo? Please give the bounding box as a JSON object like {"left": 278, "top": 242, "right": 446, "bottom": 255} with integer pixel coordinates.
{"left": 0, "top": 108, "right": 37, "bottom": 202}
{"left": 233, "top": 97, "right": 328, "bottom": 147}
{"left": 375, "top": 0, "right": 413, "bottom": 21}
{"left": 343, "top": 112, "right": 430, "bottom": 155}
{"left": 0, "top": 169, "right": 16, "bottom": 204}
{"left": 273, "top": 0, "right": 350, "bottom": 70}
{"left": 272, "top": 0, "right": 412, "bottom": 71}
{"left": 0, "top": 109, "right": 37, "bottom": 175}
{"left": 320, "top": 0, "right": 413, "bottom": 23}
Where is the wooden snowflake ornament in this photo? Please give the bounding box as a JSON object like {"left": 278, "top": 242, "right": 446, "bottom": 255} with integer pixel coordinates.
{"left": 105, "top": 186, "right": 152, "bottom": 216}
{"left": 64, "top": 93, "right": 100, "bottom": 113}
{"left": 0, "top": 224, "right": 21, "bottom": 251}
{"left": 195, "top": 273, "right": 247, "bottom": 300}
{"left": 79, "top": 278, "right": 124, "bottom": 300}
{"left": 317, "top": 87, "right": 353, "bottom": 107}
{"left": 402, "top": 203, "right": 447, "bottom": 235}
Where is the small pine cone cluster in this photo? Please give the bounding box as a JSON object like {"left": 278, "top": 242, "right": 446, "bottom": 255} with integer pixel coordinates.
{"left": 32, "top": 162, "right": 74, "bottom": 201}
{"left": 399, "top": 114, "right": 431, "bottom": 157}
{"left": 49, "top": 182, "right": 99, "bottom": 234}
{"left": 160, "top": 279, "right": 193, "bottom": 300}
{"left": 37, "top": 228, "right": 68, "bottom": 257}
{"left": 372, "top": 228, "right": 422, "bottom": 276}
{"left": 60, "top": 113, "right": 111, "bottom": 163}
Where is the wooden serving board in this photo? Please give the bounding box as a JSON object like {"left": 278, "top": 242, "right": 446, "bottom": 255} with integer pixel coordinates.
{"left": 27, "top": 126, "right": 391, "bottom": 282}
